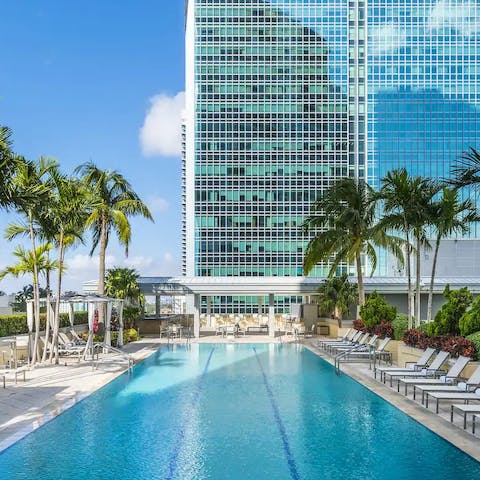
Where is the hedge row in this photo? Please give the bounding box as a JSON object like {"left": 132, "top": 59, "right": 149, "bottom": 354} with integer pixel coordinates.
{"left": 0, "top": 311, "right": 88, "bottom": 338}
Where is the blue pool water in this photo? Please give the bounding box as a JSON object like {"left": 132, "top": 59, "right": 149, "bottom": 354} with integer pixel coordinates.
{"left": 0, "top": 343, "right": 479, "bottom": 479}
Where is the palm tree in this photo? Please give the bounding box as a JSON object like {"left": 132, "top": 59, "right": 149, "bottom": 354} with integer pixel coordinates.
{"left": 105, "top": 267, "right": 145, "bottom": 329}
{"left": 379, "top": 169, "right": 439, "bottom": 327}
{"left": 450, "top": 147, "right": 480, "bottom": 189}
{"left": 75, "top": 163, "right": 153, "bottom": 307}
{"left": 105, "top": 267, "right": 144, "bottom": 306}
{"left": 8, "top": 158, "right": 51, "bottom": 362}
{"left": 0, "top": 126, "right": 18, "bottom": 209}
{"left": 0, "top": 244, "right": 58, "bottom": 360}
{"left": 44, "top": 170, "right": 89, "bottom": 363}
{"left": 302, "top": 177, "right": 403, "bottom": 308}
{"left": 426, "top": 189, "right": 478, "bottom": 322}
{"left": 317, "top": 275, "right": 358, "bottom": 327}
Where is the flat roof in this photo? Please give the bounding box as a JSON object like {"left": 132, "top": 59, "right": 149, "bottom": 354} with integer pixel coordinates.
{"left": 83, "top": 276, "right": 480, "bottom": 296}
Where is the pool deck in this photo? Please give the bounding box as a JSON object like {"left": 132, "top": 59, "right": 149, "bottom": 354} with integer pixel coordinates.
{"left": 0, "top": 335, "right": 479, "bottom": 463}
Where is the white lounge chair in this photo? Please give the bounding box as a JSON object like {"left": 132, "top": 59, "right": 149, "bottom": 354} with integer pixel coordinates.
{"left": 450, "top": 404, "right": 480, "bottom": 430}
{"left": 317, "top": 328, "right": 352, "bottom": 348}
{"left": 326, "top": 331, "right": 364, "bottom": 355}
{"left": 424, "top": 389, "right": 480, "bottom": 413}
{"left": 374, "top": 347, "right": 436, "bottom": 382}
{"left": 329, "top": 332, "right": 370, "bottom": 355}
{"left": 408, "top": 358, "right": 478, "bottom": 402}
{"left": 386, "top": 350, "right": 450, "bottom": 391}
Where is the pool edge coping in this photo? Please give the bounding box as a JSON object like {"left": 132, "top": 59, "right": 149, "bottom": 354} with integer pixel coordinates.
{"left": 304, "top": 341, "right": 480, "bottom": 463}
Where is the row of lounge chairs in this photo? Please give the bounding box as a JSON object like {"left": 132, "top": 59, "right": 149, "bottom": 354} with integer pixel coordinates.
{"left": 374, "top": 348, "right": 480, "bottom": 433}
{"left": 316, "top": 328, "right": 392, "bottom": 367}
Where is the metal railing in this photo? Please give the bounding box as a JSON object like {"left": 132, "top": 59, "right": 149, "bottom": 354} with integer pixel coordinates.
{"left": 91, "top": 343, "right": 134, "bottom": 373}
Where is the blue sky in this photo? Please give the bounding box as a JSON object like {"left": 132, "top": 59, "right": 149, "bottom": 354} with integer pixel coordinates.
{"left": 0, "top": 1, "right": 185, "bottom": 293}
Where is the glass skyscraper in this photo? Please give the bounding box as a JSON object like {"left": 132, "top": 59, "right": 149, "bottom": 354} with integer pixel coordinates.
{"left": 183, "top": 0, "right": 480, "bottom": 309}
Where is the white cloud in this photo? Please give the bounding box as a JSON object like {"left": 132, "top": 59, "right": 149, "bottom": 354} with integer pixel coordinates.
{"left": 428, "top": 0, "right": 480, "bottom": 36}
{"left": 147, "top": 195, "right": 170, "bottom": 214}
{"left": 139, "top": 91, "right": 185, "bottom": 157}
{"left": 369, "top": 24, "right": 407, "bottom": 55}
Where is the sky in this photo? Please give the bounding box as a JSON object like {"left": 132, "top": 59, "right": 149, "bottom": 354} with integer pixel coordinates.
{"left": 0, "top": 1, "right": 186, "bottom": 294}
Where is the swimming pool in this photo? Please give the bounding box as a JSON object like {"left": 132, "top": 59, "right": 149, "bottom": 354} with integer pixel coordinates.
{"left": 0, "top": 343, "right": 479, "bottom": 479}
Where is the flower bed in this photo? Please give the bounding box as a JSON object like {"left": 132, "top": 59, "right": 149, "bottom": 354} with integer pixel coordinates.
{"left": 402, "top": 328, "right": 477, "bottom": 359}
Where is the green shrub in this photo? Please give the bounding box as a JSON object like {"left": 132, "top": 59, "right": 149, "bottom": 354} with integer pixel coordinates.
{"left": 466, "top": 331, "right": 480, "bottom": 360}
{"left": 80, "top": 328, "right": 140, "bottom": 346}
{"left": 427, "top": 285, "right": 472, "bottom": 336}
{"left": 359, "top": 291, "right": 396, "bottom": 330}
{"left": 392, "top": 313, "right": 409, "bottom": 340}
{"left": 0, "top": 311, "right": 88, "bottom": 338}
{"left": 459, "top": 296, "right": 480, "bottom": 336}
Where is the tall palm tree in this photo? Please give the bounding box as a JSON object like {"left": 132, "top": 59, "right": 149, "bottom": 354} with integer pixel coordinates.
{"left": 450, "top": 147, "right": 480, "bottom": 189}
{"left": 0, "top": 126, "right": 18, "bottom": 209}
{"left": 426, "top": 188, "right": 478, "bottom": 322}
{"left": 8, "top": 158, "right": 51, "bottom": 362}
{"left": 44, "top": 170, "right": 89, "bottom": 363}
{"left": 75, "top": 163, "right": 153, "bottom": 304}
{"left": 379, "top": 168, "right": 439, "bottom": 327}
{"left": 302, "top": 177, "right": 403, "bottom": 308}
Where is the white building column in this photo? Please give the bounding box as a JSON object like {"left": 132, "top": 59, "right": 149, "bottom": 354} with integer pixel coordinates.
{"left": 155, "top": 294, "right": 161, "bottom": 317}
{"left": 206, "top": 296, "right": 212, "bottom": 327}
{"left": 268, "top": 293, "right": 275, "bottom": 338}
{"left": 257, "top": 296, "right": 263, "bottom": 315}
{"left": 193, "top": 293, "right": 200, "bottom": 338}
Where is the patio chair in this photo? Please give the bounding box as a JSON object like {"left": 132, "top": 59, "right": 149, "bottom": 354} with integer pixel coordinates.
{"left": 324, "top": 330, "right": 362, "bottom": 354}
{"left": 328, "top": 331, "right": 368, "bottom": 355}
{"left": 450, "top": 404, "right": 480, "bottom": 430}
{"left": 408, "top": 360, "right": 479, "bottom": 402}
{"left": 340, "top": 337, "right": 391, "bottom": 364}
{"left": 383, "top": 350, "right": 450, "bottom": 390}
{"left": 424, "top": 388, "right": 480, "bottom": 414}
{"left": 69, "top": 329, "right": 87, "bottom": 345}
{"left": 374, "top": 347, "right": 436, "bottom": 381}
{"left": 224, "top": 324, "right": 236, "bottom": 338}
{"left": 0, "top": 367, "right": 26, "bottom": 388}
{"left": 317, "top": 328, "right": 353, "bottom": 349}
{"left": 329, "top": 332, "right": 370, "bottom": 354}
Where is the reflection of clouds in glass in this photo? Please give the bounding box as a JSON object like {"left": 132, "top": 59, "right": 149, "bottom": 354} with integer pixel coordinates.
{"left": 428, "top": 0, "right": 480, "bottom": 36}
{"left": 369, "top": 24, "right": 407, "bottom": 55}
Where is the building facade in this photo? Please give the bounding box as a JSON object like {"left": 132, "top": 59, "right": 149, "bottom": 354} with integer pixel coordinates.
{"left": 183, "top": 0, "right": 480, "bottom": 312}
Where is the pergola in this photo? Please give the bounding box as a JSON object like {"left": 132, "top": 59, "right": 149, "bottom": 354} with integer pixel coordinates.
{"left": 27, "top": 294, "right": 124, "bottom": 362}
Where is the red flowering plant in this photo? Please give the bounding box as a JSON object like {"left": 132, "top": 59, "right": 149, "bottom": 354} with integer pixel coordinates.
{"left": 374, "top": 321, "right": 394, "bottom": 339}
{"left": 402, "top": 329, "right": 477, "bottom": 358}
{"left": 402, "top": 329, "right": 428, "bottom": 348}
{"left": 353, "top": 319, "right": 367, "bottom": 333}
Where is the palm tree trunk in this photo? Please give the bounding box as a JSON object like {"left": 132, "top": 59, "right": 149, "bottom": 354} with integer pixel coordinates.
{"left": 41, "top": 250, "right": 51, "bottom": 363}
{"left": 427, "top": 235, "right": 441, "bottom": 323}
{"left": 415, "top": 236, "right": 421, "bottom": 327}
{"left": 29, "top": 211, "right": 41, "bottom": 364}
{"left": 405, "top": 229, "right": 413, "bottom": 329}
{"left": 355, "top": 250, "right": 365, "bottom": 310}
{"left": 98, "top": 217, "right": 107, "bottom": 324}
{"left": 51, "top": 233, "right": 64, "bottom": 364}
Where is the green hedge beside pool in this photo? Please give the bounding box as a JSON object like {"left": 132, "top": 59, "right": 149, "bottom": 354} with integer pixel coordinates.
{"left": 0, "top": 311, "right": 88, "bottom": 338}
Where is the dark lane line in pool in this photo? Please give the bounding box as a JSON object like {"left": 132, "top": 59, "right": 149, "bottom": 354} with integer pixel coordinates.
{"left": 166, "top": 347, "right": 215, "bottom": 480}
{"left": 253, "top": 347, "right": 301, "bottom": 480}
